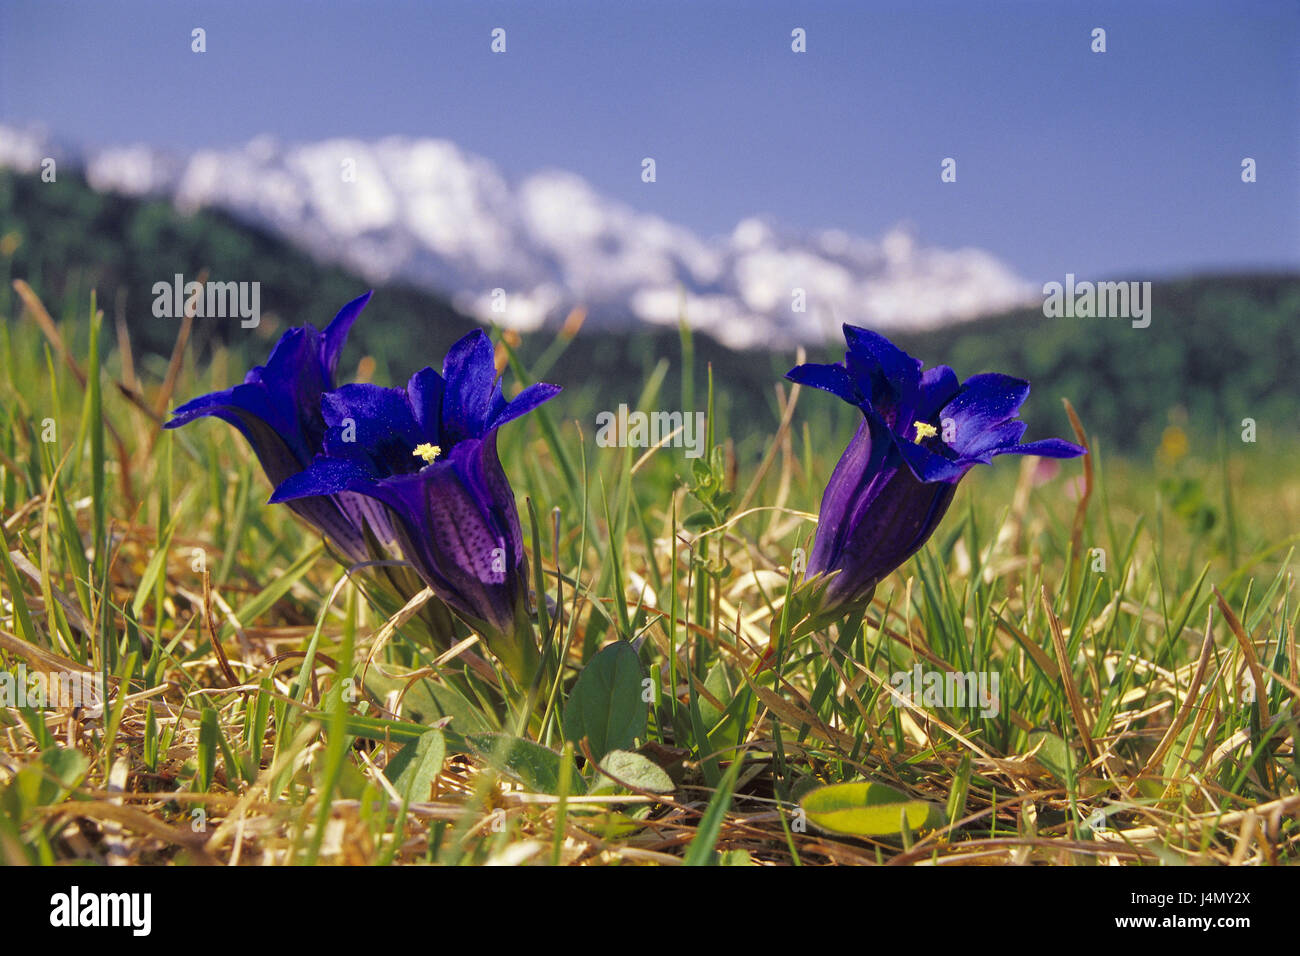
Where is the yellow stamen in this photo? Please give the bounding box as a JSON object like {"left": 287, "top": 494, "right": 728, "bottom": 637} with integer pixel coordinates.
{"left": 913, "top": 421, "right": 938, "bottom": 442}
{"left": 413, "top": 442, "right": 442, "bottom": 464}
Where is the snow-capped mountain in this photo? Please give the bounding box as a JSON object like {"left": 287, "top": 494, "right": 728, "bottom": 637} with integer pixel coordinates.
{"left": 1, "top": 125, "right": 1035, "bottom": 348}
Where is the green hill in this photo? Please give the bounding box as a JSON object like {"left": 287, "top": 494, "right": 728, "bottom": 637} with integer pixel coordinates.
{"left": 2, "top": 167, "right": 1296, "bottom": 454}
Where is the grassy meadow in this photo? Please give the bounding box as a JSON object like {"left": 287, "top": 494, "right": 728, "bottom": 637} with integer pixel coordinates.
{"left": 1, "top": 281, "right": 1297, "bottom": 867}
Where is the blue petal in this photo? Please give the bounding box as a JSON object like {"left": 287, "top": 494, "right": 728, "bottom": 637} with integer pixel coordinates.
{"left": 808, "top": 419, "right": 958, "bottom": 610}
{"left": 279, "top": 494, "right": 368, "bottom": 561}
{"left": 167, "top": 384, "right": 314, "bottom": 483}
{"left": 270, "top": 457, "right": 375, "bottom": 502}
{"left": 321, "top": 382, "right": 412, "bottom": 429}
{"left": 996, "top": 437, "right": 1088, "bottom": 459}
{"left": 444, "top": 436, "right": 524, "bottom": 580}
{"left": 896, "top": 436, "right": 967, "bottom": 483}
{"left": 942, "top": 373, "right": 1031, "bottom": 454}
{"left": 320, "top": 291, "right": 371, "bottom": 378}
{"left": 441, "top": 329, "right": 501, "bottom": 443}
{"left": 166, "top": 382, "right": 272, "bottom": 431}
{"left": 320, "top": 383, "right": 424, "bottom": 473}
{"left": 489, "top": 382, "right": 562, "bottom": 431}
{"left": 842, "top": 326, "right": 923, "bottom": 428}
{"left": 842, "top": 325, "right": 923, "bottom": 387}
{"left": 785, "top": 362, "right": 861, "bottom": 405}
{"left": 260, "top": 327, "right": 327, "bottom": 399}
{"left": 358, "top": 434, "right": 525, "bottom": 638}
{"left": 334, "top": 489, "right": 396, "bottom": 546}
{"left": 956, "top": 420, "right": 1028, "bottom": 462}
{"left": 164, "top": 293, "right": 375, "bottom": 562}
{"left": 918, "top": 365, "right": 960, "bottom": 420}
{"left": 407, "top": 367, "right": 446, "bottom": 441}
{"left": 806, "top": 417, "right": 893, "bottom": 578}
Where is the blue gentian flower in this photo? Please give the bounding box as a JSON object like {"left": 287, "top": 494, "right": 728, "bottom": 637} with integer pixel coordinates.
{"left": 164, "top": 292, "right": 378, "bottom": 561}
{"left": 787, "top": 325, "right": 1086, "bottom": 614}
{"left": 271, "top": 329, "right": 561, "bottom": 683}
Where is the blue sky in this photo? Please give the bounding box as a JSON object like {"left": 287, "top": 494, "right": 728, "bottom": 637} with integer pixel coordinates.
{"left": 2, "top": 0, "right": 1296, "bottom": 282}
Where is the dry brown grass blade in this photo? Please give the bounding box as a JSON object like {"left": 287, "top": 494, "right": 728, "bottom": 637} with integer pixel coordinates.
{"left": 358, "top": 584, "right": 435, "bottom": 684}
{"left": 113, "top": 289, "right": 137, "bottom": 390}
{"left": 110, "top": 295, "right": 166, "bottom": 424}
{"left": 202, "top": 569, "right": 240, "bottom": 688}
{"left": 1228, "top": 809, "right": 1258, "bottom": 865}
{"left": 14, "top": 279, "right": 135, "bottom": 505}
{"left": 1176, "top": 653, "right": 1230, "bottom": 786}
{"left": 40, "top": 803, "right": 220, "bottom": 864}
{"left": 0, "top": 445, "right": 26, "bottom": 479}
{"left": 155, "top": 311, "right": 195, "bottom": 418}
{"left": 203, "top": 721, "right": 322, "bottom": 855}
{"left": 739, "top": 668, "right": 856, "bottom": 750}
{"left": 103, "top": 758, "right": 132, "bottom": 866}
{"left": 1214, "top": 585, "right": 1277, "bottom": 791}
{"left": 7, "top": 548, "right": 94, "bottom": 636}
{"left": 1040, "top": 587, "right": 1098, "bottom": 763}
{"left": 843, "top": 646, "right": 996, "bottom": 761}
{"left": 113, "top": 380, "right": 165, "bottom": 426}
{"left": 0, "top": 626, "right": 94, "bottom": 674}
{"left": 13, "top": 278, "right": 87, "bottom": 388}
{"left": 1140, "top": 603, "right": 1216, "bottom": 777}
{"left": 1214, "top": 586, "right": 1271, "bottom": 730}
{"left": 1289, "top": 615, "right": 1298, "bottom": 686}
{"left": 153, "top": 267, "right": 207, "bottom": 420}
{"left": 1061, "top": 398, "right": 1092, "bottom": 561}
{"left": 1095, "top": 792, "right": 1300, "bottom": 845}
{"left": 737, "top": 367, "right": 803, "bottom": 514}
{"left": 992, "top": 605, "right": 1060, "bottom": 681}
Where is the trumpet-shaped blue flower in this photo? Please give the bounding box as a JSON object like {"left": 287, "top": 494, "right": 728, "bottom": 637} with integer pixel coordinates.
{"left": 164, "top": 292, "right": 377, "bottom": 561}
{"left": 787, "top": 325, "right": 1086, "bottom": 613}
{"left": 271, "top": 329, "right": 560, "bottom": 683}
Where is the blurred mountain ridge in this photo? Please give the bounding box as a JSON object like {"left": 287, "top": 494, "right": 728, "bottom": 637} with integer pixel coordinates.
{"left": 1, "top": 162, "right": 1296, "bottom": 453}
{"left": 0, "top": 124, "right": 1034, "bottom": 348}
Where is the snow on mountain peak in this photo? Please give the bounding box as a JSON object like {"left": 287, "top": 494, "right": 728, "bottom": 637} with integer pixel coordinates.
{"left": 1, "top": 124, "right": 1035, "bottom": 347}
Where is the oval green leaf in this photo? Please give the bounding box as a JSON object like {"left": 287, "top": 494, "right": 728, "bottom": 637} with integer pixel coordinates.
{"left": 467, "top": 733, "right": 587, "bottom": 796}
{"left": 588, "top": 749, "right": 675, "bottom": 796}
{"left": 800, "top": 781, "right": 945, "bottom": 837}
{"left": 562, "top": 640, "right": 646, "bottom": 763}
{"left": 387, "top": 729, "right": 446, "bottom": 803}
